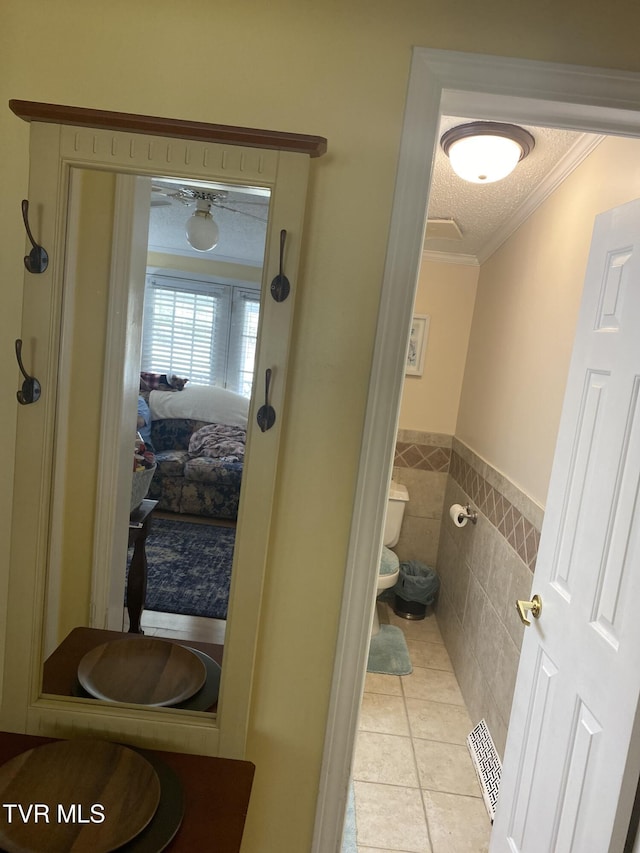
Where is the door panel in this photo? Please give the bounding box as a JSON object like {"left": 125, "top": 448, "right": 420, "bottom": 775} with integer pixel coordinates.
{"left": 492, "top": 198, "right": 640, "bottom": 852}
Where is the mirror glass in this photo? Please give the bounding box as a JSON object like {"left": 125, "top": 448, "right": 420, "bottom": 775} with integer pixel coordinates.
{"left": 39, "top": 165, "right": 271, "bottom": 716}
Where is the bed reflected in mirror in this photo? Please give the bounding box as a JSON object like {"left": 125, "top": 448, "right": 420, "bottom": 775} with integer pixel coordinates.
{"left": 40, "top": 167, "right": 271, "bottom": 715}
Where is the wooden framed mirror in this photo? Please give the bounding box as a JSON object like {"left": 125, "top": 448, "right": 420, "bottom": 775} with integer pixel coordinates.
{"left": 4, "top": 100, "right": 325, "bottom": 758}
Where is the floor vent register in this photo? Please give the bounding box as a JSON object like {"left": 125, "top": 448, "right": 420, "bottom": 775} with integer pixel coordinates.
{"left": 467, "top": 719, "right": 502, "bottom": 822}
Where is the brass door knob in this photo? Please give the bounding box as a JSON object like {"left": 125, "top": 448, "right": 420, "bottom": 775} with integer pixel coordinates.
{"left": 516, "top": 594, "right": 542, "bottom": 626}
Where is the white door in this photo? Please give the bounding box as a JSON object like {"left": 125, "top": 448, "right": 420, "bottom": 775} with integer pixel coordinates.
{"left": 492, "top": 198, "right": 640, "bottom": 852}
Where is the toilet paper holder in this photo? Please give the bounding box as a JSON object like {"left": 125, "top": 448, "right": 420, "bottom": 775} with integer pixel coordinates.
{"left": 454, "top": 504, "right": 478, "bottom": 525}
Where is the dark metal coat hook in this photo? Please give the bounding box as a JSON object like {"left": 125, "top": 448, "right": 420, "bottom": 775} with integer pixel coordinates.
{"left": 270, "top": 229, "right": 290, "bottom": 302}
{"left": 15, "top": 339, "right": 41, "bottom": 405}
{"left": 21, "top": 199, "right": 49, "bottom": 274}
{"left": 256, "top": 368, "right": 276, "bottom": 432}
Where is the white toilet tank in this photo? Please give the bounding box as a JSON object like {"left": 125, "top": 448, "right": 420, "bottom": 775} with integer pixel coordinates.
{"left": 384, "top": 481, "right": 409, "bottom": 547}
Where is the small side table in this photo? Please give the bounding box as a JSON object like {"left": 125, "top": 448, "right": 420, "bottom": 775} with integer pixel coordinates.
{"left": 128, "top": 499, "right": 158, "bottom": 634}
{"left": 0, "top": 732, "right": 253, "bottom": 852}
{"left": 43, "top": 627, "right": 223, "bottom": 713}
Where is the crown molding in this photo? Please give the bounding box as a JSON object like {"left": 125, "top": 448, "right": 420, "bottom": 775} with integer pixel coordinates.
{"left": 476, "top": 133, "right": 606, "bottom": 264}
{"left": 422, "top": 249, "right": 480, "bottom": 266}
{"left": 423, "top": 133, "right": 606, "bottom": 267}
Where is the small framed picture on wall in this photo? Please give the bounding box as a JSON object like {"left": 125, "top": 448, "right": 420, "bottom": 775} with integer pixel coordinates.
{"left": 406, "top": 314, "right": 430, "bottom": 376}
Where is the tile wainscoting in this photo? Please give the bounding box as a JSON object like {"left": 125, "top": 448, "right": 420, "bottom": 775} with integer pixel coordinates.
{"left": 393, "top": 430, "right": 452, "bottom": 569}
{"left": 393, "top": 430, "right": 544, "bottom": 758}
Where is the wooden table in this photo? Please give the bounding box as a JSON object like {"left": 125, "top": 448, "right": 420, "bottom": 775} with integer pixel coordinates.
{"left": 43, "top": 628, "right": 223, "bottom": 713}
{"left": 0, "top": 732, "right": 253, "bottom": 852}
{"left": 128, "top": 499, "right": 158, "bottom": 633}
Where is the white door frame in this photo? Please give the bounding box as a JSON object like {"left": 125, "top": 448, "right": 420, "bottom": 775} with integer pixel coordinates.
{"left": 312, "top": 48, "right": 640, "bottom": 853}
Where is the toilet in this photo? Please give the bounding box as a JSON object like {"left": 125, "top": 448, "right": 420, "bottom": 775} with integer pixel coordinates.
{"left": 372, "top": 481, "right": 409, "bottom": 635}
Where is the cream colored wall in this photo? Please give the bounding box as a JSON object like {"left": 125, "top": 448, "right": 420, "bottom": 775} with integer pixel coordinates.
{"left": 146, "top": 251, "right": 262, "bottom": 284}
{"left": 4, "top": 3, "right": 640, "bottom": 851}
{"left": 456, "top": 135, "right": 640, "bottom": 507}
{"left": 398, "top": 258, "right": 478, "bottom": 433}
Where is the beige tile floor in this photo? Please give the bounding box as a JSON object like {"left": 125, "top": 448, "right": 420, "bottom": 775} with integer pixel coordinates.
{"left": 128, "top": 603, "right": 491, "bottom": 852}
{"left": 352, "top": 602, "right": 491, "bottom": 853}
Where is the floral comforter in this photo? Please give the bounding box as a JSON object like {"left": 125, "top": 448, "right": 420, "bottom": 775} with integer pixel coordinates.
{"left": 188, "top": 423, "right": 246, "bottom": 464}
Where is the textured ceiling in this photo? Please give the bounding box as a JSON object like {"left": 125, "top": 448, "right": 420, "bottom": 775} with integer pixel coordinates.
{"left": 147, "top": 178, "right": 270, "bottom": 266}
{"left": 425, "top": 116, "right": 599, "bottom": 263}
{"left": 147, "top": 121, "right": 600, "bottom": 269}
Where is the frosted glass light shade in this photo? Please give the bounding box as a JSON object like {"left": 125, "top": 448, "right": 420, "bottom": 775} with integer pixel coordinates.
{"left": 447, "top": 135, "right": 522, "bottom": 183}
{"left": 186, "top": 202, "right": 219, "bottom": 251}
{"left": 441, "top": 122, "right": 535, "bottom": 184}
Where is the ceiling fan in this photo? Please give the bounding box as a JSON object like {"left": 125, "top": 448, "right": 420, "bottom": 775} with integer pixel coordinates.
{"left": 150, "top": 178, "right": 270, "bottom": 252}
{"left": 150, "top": 183, "right": 268, "bottom": 223}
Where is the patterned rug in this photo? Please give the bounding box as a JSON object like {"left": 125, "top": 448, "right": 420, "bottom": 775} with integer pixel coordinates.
{"left": 128, "top": 517, "right": 235, "bottom": 620}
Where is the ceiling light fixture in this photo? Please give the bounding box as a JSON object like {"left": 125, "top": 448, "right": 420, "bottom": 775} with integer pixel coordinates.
{"left": 185, "top": 196, "right": 220, "bottom": 252}
{"left": 440, "top": 121, "right": 535, "bottom": 184}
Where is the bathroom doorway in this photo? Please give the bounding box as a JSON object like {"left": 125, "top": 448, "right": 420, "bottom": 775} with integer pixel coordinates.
{"left": 315, "top": 49, "right": 640, "bottom": 853}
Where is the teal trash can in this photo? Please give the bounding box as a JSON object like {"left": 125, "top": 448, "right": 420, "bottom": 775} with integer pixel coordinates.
{"left": 393, "top": 560, "right": 439, "bottom": 620}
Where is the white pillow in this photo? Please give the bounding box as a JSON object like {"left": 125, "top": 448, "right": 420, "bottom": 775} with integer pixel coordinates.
{"left": 149, "top": 385, "right": 249, "bottom": 427}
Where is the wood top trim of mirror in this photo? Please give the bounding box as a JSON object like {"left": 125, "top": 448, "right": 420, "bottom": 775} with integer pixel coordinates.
{"left": 9, "top": 99, "right": 327, "bottom": 158}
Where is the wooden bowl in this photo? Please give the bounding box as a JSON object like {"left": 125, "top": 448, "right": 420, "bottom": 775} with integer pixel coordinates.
{"left": 0, "top": 738, "right": 161, "bottom": 852}
{"left": 78, "top": 637, "right": 206, "bottom": 706}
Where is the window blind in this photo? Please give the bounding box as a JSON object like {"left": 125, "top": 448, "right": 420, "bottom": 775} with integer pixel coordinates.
{"left": 141, "top": 275, "right": 259, "bottom": 395}
{"left": 228, "top": 289, "right": 260, "bottom": 398}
